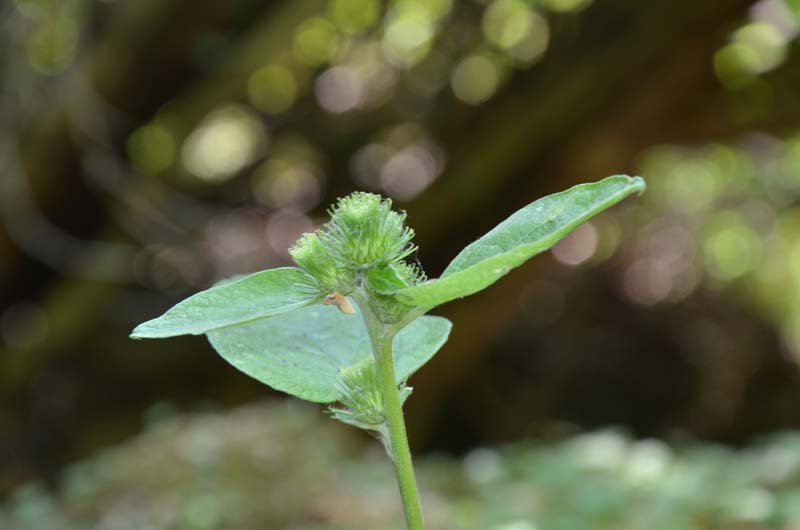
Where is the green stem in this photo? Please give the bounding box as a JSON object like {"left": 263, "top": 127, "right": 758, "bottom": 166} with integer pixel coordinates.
{"left": 353, "top": 291, "right": 425, "bottom": 530}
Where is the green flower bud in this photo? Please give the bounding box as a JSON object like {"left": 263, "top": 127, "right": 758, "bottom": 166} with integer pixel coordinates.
{"left": 329, "top": 358, "right": 411, "bottom": 434}
{"left": 323, "top": 192, "right": 415, "bottom": 270}
{"left": 289, "top": 192, "right": 422, "bottom": 306}
{"left": 288, "top": 231, "right": 354, "bottom": 292}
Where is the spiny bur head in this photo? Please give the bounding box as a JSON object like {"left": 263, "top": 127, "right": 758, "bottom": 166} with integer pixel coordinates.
{"left": 337, "top": 358, "right": 384, "bottom": 423}
{"left": 288, "top": 231, "right": 354, "bottom": 292}
{"left": 329, "top": 358, "right": 411, "bottom": 432}
{"left": 330, "top": 358, "right": 385, "bottom": 431}
{"left": 324, "top": 192, "right": 415, "bottom": 270}
{"left": 289, "top": 192, "right": 420, "bottom": 297}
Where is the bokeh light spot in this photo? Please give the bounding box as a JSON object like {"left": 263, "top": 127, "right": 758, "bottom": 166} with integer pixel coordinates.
{"left": 590, "top": 218, "right": 621, "bottom": 263}
{"left": 506, "top": 11, "right": 550, "bottom": 64}
{"left": 463, "top": 448, "right": 502, "bottom": 484}
{"left": 181, "top": 105, "right": 267, "bottom": 183}
{"left": 451, "top": 54, "right": 500, "bottom": 105}
{"left": 626, "top": 439, "right": 670, "bottom": 484}
{"left": 714, "top": 43, "right": 760, "bottom": 89}
{"left": 703, "top": 213, "right": 762, "bottom": 281}
{"left": 205, "top": 210, "right": 275, "bottom": 276}
{"left": 293, "top": 17, "right": 339, "bottom": 67}
{"left": 25, "top": 16, "right": 79, "bottom": 75}
{"left": 351, "top": 143, "right": 392, "bottom": 189}
{"left": 127, "top": 123, "right": 176, "bottom": 175}
{"left": 380, "top": 143, "right": 443, "bottom": 201}
{"left": 315, "top": 66, "right": 365, "bottom": 113}
{"left": 265, "top": 210, "right": 314, "bottom": 256}
{"left": 252, "top": 137, "right": 325, "bottom": 211}
{"left": 483, "top": 0, "right": 550, "bottom": 62}
{"left": 328, "top": 0, "right": 380, "bottom": 35}
{"left": 552, "top": 222, "right": 599, "bottom": 266}
{"left": 253, "top": 163, "right": 322, "bottom": 211}
{"left": 383, "top": 3, "right": 435, "bottom": 67}
{"left": 733, "top": 22, "right": 787, "bottom": 73}
{"left": 750, "top": 0, "right": 800, "bottom": 41}
{"left": 624, "top": 259, "right": 674, "bottom": 306}
{"left": 248, "top": 65, "right": 297, "bottom": 115}
{"left": 714, "top": 22, "right": 787, "bottom": 89}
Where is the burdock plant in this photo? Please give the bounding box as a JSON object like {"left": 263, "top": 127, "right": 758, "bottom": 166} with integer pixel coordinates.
{"left": 131, "top": 175, "right": 645, "bottom": 530}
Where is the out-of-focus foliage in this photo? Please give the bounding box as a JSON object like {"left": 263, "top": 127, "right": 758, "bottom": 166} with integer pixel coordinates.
{"left": 714, "top": 0, "right": 798, "bottom": 89}
{"left": 0, "top": 0, "right": 590, "bottom": 292}
{"left": 5, "top": 0, "right": 800, "bottom": 495}
{"left": 3, "top": 401, "right": 800, "bottom": 530}
{"left": 610, "top": 133, "right": 800, "bottom": 362}
{"left": 600, "top": 3, "right": 800, "bottom": 362}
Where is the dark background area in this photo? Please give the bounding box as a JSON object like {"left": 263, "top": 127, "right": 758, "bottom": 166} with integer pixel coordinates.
{"left": 2, "top": 0, "right": 800, "bottom": 495}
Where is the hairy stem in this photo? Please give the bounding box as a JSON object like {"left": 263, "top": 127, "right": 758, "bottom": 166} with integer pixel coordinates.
{"left": 353, "top": 290, "right": 425, "bottom": 530}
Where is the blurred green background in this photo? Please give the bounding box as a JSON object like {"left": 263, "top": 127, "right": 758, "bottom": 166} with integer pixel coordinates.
{"left": 3, "top": 0, "right": 800, "bottom": 527}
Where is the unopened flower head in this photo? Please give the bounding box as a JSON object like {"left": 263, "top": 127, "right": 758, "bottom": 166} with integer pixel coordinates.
{"left": 289, "top": 192, "right": 418, "bottom": 293}
{"left": 289, "top": 231, "right": 354, "bottom": 292}
{"left": 324, "top": 192, "right": 415, "bottom": 269}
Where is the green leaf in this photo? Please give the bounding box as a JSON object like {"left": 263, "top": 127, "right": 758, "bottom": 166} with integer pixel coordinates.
{"left": 367, "top": 264, "right": 411, "bottom": 294}
{"left": 131, "top": 267, "right": 322, "bottom": 339}
{"left": 206, "top": 303, "right": 452, "bottom": 403}
{"left": 396, "top": 175, "right": 645, "bottom": 308}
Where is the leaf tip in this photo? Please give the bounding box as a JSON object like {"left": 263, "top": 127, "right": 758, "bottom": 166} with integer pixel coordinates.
{"left": 628, "top": 175, "right": 646, "bottom": 194}
{"left": 129, "top": 323, "right": 154, "bottom": 340}
{"left": 130, "top": 318, "right": 167, "bottom": 339}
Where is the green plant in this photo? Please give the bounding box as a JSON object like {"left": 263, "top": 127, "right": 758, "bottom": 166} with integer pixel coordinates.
{"left": 131, "top": 175, "right": 645, "bottom": 530}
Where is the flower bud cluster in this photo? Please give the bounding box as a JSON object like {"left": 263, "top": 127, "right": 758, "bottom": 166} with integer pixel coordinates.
{"left": 289, "top": 192, "right": 422, "bottom": 301}
{"left": 329, "top": 358, "right": 411, "bottom": 437}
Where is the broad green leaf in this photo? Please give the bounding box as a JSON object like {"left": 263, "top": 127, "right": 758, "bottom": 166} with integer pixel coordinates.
{"left": 396, "top": 175, "right": 645, "bottom": 308}
{"left": 206, "top": 303, "right": 452, "bottom": 403}
{"left": 131, "top": 267, "right": 322, "bottom": 339}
